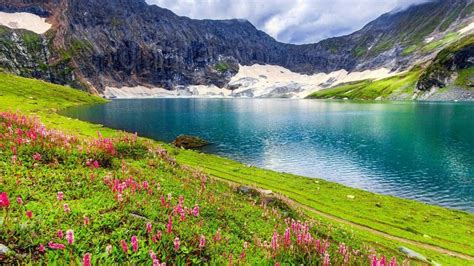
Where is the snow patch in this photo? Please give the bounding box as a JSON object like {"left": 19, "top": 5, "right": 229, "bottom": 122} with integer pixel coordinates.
{"left": 103, "top": 64, "right": 399, "bottom": 99}
{"left": 458, "top": 21, "right": 474, "bottom": 35}
{"left": 0, "top": 12, "right": 51, "bottom": 34}
{"left": 103, "top": 85, "right": 232, "bottom": 99}
{"left": 227, "top": 64, "right": 398, "bottom": 98}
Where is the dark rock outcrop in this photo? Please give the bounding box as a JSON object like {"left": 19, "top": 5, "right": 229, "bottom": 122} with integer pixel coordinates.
{"left": 417, "top": 35, "right": 474, "bottom": 91}
{"left": 172, "top": 135, "right": 208, "bottom": 149}
{"left": 0, "top": 26, "right": 85, "bottom": 89}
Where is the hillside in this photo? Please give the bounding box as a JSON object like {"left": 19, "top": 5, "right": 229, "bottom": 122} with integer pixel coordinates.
{"left": 307, "top": 35, "right": 474, "bottom": 101}
{"left": 0, "top": 73, "right": 473, "bottom": 264}
{"left": 0, "top": 0, "right": 472, "bottom": 98}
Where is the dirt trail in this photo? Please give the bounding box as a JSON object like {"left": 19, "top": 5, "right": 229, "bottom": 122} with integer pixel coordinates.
{"left": 211, "top": 176, "right": 474, "bottom": 261}
{"left": 288, "top": 198, "right": 474, "bottom": 261}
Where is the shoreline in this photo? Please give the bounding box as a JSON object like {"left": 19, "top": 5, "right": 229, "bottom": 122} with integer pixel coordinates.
{"left": 1, "top": 73, "right": 473, "bottom": 264}
{"left": 102, "top": 95, "right": 474, "bottom": 103}
{"left": 62, "top": 98, "right": 474, "bottom": 213}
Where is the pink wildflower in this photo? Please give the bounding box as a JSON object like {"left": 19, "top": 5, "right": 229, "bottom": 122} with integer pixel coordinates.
{"left": 84, "top": 216, "right": 90, "bottom": 226}
{"left": 271, "top": 231, "right": 279, "bottom": 250}
{"left": 283, "top": 228, "right": 291, "bottom": 247}
{"left": 149, "top": 250, "right": 157, "bottom": 260}
{"left": 66, "top": 229, "right": 74, "bottom": 245}
{"left": 63, "top": 203, "right": 71, "bottom": 213}
{"left": 214, "top": 228, "right": 221, "bottom": 242}
{"left": 323, "top": 252, "right": 330, "bottom": 266}
{"left": 38, "top": 244, "right": 45, "bottom": 253}
{"left": 371, "top": 255, "right": 377, "bottom": 266}
{"left": 167, "top": 216, "right": 173, "bottom": 234}
{"left": 117, "top": 193, "right": 123, "bottom": 202}
{"left": 146, "top": 222, "right": 152, "bottom": 234}
{"left": 156, "top": 230, "right": 162, "bottom": 240}
{"left": 16, "top": 197, "right": 23, "bottom": 205}
{"left": 389, "top": 257, "right": 397, "bottom": 266}
{"left": 131, "top": 235, "right": 138, "bottom": 252}
{"left": 83, "top": 253, "right": 91, "bottom": 266}
{"left": 121, "top": 239, "right": 128, "bottom": 253}
{"left": 33, "top": 152, "right": 42, "bottom": 161}
{"left": 192, "top": 205, "right": 199, "bottom": 217}
{"left": 48, "top": 241, "right": 65, "bottom": 250}
{"left": 339, "top": 243, "right": 347, "bottom": 255}
{"left": 0, "top": 192, "right": 10, "bottom": 208}
{"left": 11, "top": 146, "right": 17, "bottom": 155}
{"left": 160, "top": 196, "right": 166, "bottom": 206}
{"left": 174, "top": 237, "right": 180, "bottom": 251}
{"left": 57, "top": 191, "right": 63, "bottom": 201}
{"left": 92, "top": 160, "right": 100, "bottom": 168}
{"left": 199, "top": 235, "right": 206, "bottom": 248}
{"left": 26, "top": 210, "right": 33, "bottom": 219}
{"left": 57, "top": 230, "right": 64, "bottom": 239}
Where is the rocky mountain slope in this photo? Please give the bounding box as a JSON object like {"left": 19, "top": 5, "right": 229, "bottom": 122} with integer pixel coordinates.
{"left": 0, "top": 0, "right": 473, "bottom": 99}
{"left": 308, "top": 35, "right": 474, "bottom": 101}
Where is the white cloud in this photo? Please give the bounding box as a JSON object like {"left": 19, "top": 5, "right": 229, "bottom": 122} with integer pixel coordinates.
{"left": 145, "top": 0, "right": 431, "bottom": 44}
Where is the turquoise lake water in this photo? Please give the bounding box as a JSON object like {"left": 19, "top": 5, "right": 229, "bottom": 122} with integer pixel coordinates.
{"left": 63, "top": 99, "right": 474, "bottom": 212}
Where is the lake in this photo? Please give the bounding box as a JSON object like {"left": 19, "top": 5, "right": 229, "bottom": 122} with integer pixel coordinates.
{"left": 63, "top": 98, "right": 474, "bottom": 212}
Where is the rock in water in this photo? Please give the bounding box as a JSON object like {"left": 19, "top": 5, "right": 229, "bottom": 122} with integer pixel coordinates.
{"left": 172, "top": 135, "right": 209, "bottom": 149}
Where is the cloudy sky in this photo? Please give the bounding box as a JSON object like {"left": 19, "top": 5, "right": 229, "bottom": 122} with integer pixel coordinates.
{"left": 145, "top": 0, "right": 431, "bottom": 44}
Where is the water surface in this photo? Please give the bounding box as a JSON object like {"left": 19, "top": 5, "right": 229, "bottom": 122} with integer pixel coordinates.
{"left": 63, "top": 99, "right": 474, "bottom": 212}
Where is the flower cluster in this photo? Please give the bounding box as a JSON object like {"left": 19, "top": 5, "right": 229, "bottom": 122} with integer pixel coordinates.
{"left": 0, "top": 112, "right": 403, "bottom": 265}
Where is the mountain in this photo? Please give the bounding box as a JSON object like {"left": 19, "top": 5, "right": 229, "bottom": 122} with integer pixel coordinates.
{"left": 0, "top": 0, "right": 473, "bottom": 99}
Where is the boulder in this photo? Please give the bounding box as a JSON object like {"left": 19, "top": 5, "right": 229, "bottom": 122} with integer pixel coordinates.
{"left": 172, "top": 135, "right": 209, "bottom": 149}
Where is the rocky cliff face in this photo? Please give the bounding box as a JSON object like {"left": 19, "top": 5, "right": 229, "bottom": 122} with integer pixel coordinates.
{"left": 417, "top": 35, "right": 474, "bottom": 91}
{"left": 0, "top": 0, "right": 472, "bottom": 93}
{"left": 0, "top": 26, "right": 87, "bottom": 89}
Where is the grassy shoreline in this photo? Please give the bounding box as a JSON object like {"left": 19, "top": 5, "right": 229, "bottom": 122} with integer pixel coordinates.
{"left": 1, "top": 73, "right": 473, "bottom": 264}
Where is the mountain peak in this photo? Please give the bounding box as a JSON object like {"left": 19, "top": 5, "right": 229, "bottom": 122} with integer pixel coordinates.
{"left": 0, "top": 0, "right": 472, "bottom": 94}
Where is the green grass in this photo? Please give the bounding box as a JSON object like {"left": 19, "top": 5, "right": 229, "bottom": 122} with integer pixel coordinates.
{"left": 173, "top": 150, "right": 474, "bottom": 258}
{"left": 306, "top": 69, "right": 422, "bottom": 100}
{"left": 215, "top": 62, "right": 230, "bottom": 73}
{"left": 421, "top": 32, "right": 461, "bottom": 53}
{"left": 1, "top": 73, "right": 473, "bottom": 264}
{"left": 455, "top": 66, "right": 474, "bottom": 88}
{"left": 402, "top": 44, "right": 418, "bottom": 56}
{"left": 0, "top": 72, "right": 111, "bottom": 136}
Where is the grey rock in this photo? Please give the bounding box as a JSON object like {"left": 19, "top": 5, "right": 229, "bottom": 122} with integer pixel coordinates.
{"left": 0, "top": 244, "right": 10, "bottom": 255}
{"left": 398, "top": 246, "right": 428, "bottom": 262}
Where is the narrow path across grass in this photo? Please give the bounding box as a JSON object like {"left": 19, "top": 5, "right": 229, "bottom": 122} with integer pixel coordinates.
{"left": 205, "top": 174, "right": 474, "bottom": 261}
